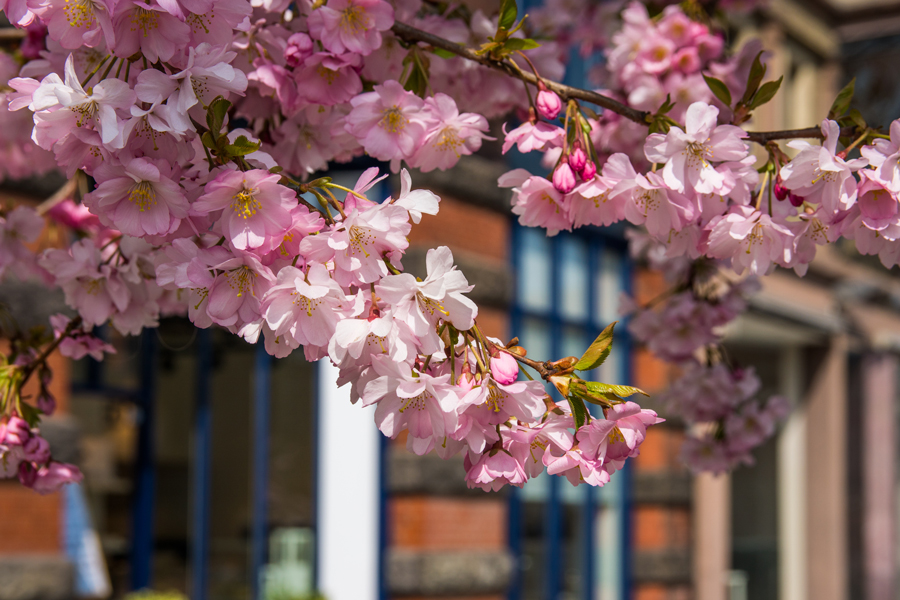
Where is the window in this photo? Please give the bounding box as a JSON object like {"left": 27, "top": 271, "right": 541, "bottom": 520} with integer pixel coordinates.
{"left": 508, "top": 224, "right": 632, "bottom": 600}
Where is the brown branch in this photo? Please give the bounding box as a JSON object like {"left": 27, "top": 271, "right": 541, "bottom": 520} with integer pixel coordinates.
{"left": 391, "top": 21, "right": 650, "bottom": 125}
{"left": 391, "top": 20, "right": 857, "bottom": 146}
{"left": 18, "top": 316, "right": 83, "bottom": 386}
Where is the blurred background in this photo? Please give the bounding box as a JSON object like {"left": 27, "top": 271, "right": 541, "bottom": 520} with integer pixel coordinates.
{"left": 5, "top": 0, "right": 900, "bottom": 599}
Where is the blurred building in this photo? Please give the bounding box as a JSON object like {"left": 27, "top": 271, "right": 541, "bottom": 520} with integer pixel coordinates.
{"left": 7, "top": 1, "right": 900, "bottom": 600}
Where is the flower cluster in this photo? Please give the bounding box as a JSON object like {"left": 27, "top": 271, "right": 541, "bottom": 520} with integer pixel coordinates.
{"left": 0, "top": 415, "right": 83, "bottom": 494}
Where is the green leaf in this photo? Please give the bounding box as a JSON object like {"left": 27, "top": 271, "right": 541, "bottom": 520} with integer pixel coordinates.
{"left": 748, "top": 75, "right": 783, "bottom": 110}
{"left": 657, "top": 94, "right": 675, "bottom": 115}
{"left": 19, "top": 402, "right": 41, "bottom": 427}
{"left": 498, "top": 0, "right": 518, "bottom": 31}
{"left": 703, "top": 75, "right": 732, "bottom": 108}
{"left": 224, "top": 135, "right": 261, "bottom": 157}
{"left": 432, "top": 47, "right": 456, "bottom": 59}
{"left": 502, "top": 37, "right": 540, "bottom": 52}
{"left": 575, "top": 322, "right": 615, "bottom": 371}
{"left": 205, "top": 96, "right": 231, "bottom": 136}
{"left": 828, "top": 77, "right": 856, "bottom": 119}
{"left": 201, "top": 131, "right": 222, "bottom": 152}
{"left": 583, "top": 381, "right": 649, "bottom": 400}
{"left": 567, "top": 395, "right": 590, "bottom": 429}
{"left": 848, "top": 107, "right": 867, "bottom": 130}
{"left": 741, "top": 51, "right": 767, "bottom": 106}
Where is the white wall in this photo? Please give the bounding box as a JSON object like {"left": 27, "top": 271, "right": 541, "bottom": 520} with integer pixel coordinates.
{"left": 316, "top": 360, "right": 381, "bottom": 600}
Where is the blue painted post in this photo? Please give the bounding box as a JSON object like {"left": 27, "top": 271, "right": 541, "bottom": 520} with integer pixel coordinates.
{"left": 192, "top": 328, "right": 213, "bottom": 600}
{"left": 131, "top": 330, "right": 158, "bottom": 590}
{"left": 251, "top": 342, "right": 272, "bottom": 600}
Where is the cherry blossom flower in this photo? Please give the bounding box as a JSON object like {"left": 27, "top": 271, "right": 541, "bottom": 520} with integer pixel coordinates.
{"left": 25, "top": 54, "right": 134, "bottom": 149}
{"left": 345, "top": 80, "right": 430, "bottom": 166}
{"left": 192, "top": 169, "right": 295, "bottom": 252}
{"left": 409, "top": 93, "right": 491, "bottom": 172}
{"left": 85, "top": 157, "right": 188, "bottom": 237}
{"left": 307, "top": 0, "right": 394, "bottom": 56}
{"left": 706, "top": 205, "right": 794, "bottom": 275}
{"left": 465, "top": 448, "right": 528, "bottom": 491}
{"left": 781, "top": 120, "right": 868, "bottom": 213}
{"left": 643, "top": 101, "right": 749, "bottom": 195}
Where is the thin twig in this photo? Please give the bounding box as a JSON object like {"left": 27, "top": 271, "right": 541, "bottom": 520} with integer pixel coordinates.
{"left": 391, "top": 20, "right": 857, "bottom": 145}
{"left": 391, "top": 21, "right": 649, "bottom": 125}
{"left": 36, "top": 178, "right": 79, "bottom": 216}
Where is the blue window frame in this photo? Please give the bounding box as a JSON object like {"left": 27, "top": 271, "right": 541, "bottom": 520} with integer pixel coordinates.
{"left": 508, "top": 223, "right": 633, "bottom": 600}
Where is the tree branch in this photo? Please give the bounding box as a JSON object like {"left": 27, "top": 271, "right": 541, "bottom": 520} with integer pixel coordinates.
{"left": 391, "top": 21, "right": 847, "bottom": 146}
{"left": 391, "top": 21, "right": 650, "bottom": 125}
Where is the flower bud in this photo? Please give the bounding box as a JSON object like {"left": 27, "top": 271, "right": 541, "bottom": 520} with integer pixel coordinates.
{"left": 580, "top": 159, "right": 597, "bottom": 180}
{"left": 285, "top": 33, "right": 314, "bottom": 68}
{"left": 17, "top": 461, "right": 36, "bottom": 488}
{"left": 37, "top": 391, "right": 56, "bottom": 416}
{"left": 22, "top": 435, "right": 50, "bottom": 464}
{"left": 2, "top": 417, "right": 31, "bottom": 446}
{"left": 536, "top": 89, "right": 562, "bottom": 120}
{"left": 552, "top": 161, "right": 576, "bottom": 194}
{"left": 789, "top": 193, "right": 804, "bottom": 207}
{"left": 569, "top": 146, "right": 587, "bottom": 173}
{"left": 490, "top": 351, "right": 519, "bottom": 385}
{"left": 457, "top": 362, "right": 475, "bottom": 393}
{"left": 774, "top": 182, "right": 788, "bottom": 201}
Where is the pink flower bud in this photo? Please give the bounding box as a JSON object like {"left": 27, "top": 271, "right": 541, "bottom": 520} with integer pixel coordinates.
{"left": 789, "top": 193, "right": 804, "bottom": 207}
{"left": 285, "top": 33, "right": 314, "bottom": 68}
{"left": 17, "top": 462, "right": 36, "bottom": 488}
{"left": 2, "top": 417, "right": 31, "bottom": 446}
{"left": 536, "top": 89, "right": 562, "bottom": 120}
{"left": 552, "top": 161, "right": 576, "bottom": 194}
{"left": 38, "top": 391, "right": 56, "bottom": 416}
{"left": 22, "top": 435, "right": 50, "bottom": 464}
{"left": 774, "top": 182, "right": 788, "bottom": 200}
{"left": 580, "top": 159, "right": 597, "bottom": 180}
{"left": 569, "top": 146, "right": 587, "bottom": 173}
{"left": 490, "top": 351, "right": 519, "bottom": 385}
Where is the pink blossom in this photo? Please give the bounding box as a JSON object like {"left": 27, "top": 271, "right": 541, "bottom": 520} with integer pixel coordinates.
{"left": 205, "top": 251, "right": 275, "bottom": 339}
{"left": 307, "top": 0, "right": 394, "bottom": 56}
{"left": 293, "top": 52, "right": 363, "bottom": 107}
{"left": 543, "top": 447, "right": 609, "bottom": 487}
{"left": 465, "top": 449, "right": 527, "bottom": 491}
{"left": 857, "top": 169, "right": 900, "bottom": 231}
{"left": 501, "top": 119, "right": 564, "bottom": 155}
{"left": 644, "top": 102, "right": 749, "bottom": 195}
{"left": 706, "top": 205, "right": 794, "bottom": 275}
{"left": 192, "top": 169, "right": 295, "bottom": 252}
{"left": 50, "top": 314, "right": 116, "bottom": 361}
{"left": 28, "top": 54, "right": 135, "bottom": 149}
{"left": 29, "top": 462, "right": 83, "bottom": 494}
{"left": 501, "top": 171, "right": 572, "bottom": 236}
{"left": 39, "top": 240, "right": 131, "bottom": 327}
{"left": 300, "top": 201, "right": 410, "bottom": 287}
{"left": 85, "top": 158, "right": 188, "bottom": 237}
{"left": 111, "top": 0, "right": 190, "bottom": 63}
{"left": 375, "top": 246, "right": 477, "bottom": 353}
{"left": 862, "top": 119, "right": 900, "bottom": 193}
{"left": 30, "top": 0, "right": 114, "bottom": 49}
{"left": 409, "top": 93, "right": 491, "bottom": 172}
{"left": 618, "top": 172, "right": 695, "bottom": 237}
{"left": 781, "top": 120, "right": 868, "bottom": 213}
{"left": 345, "top": 80, "right": 430, "bottom": 165}
{"left": 261, "top": 262, "right": 354, "bottom": 353}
